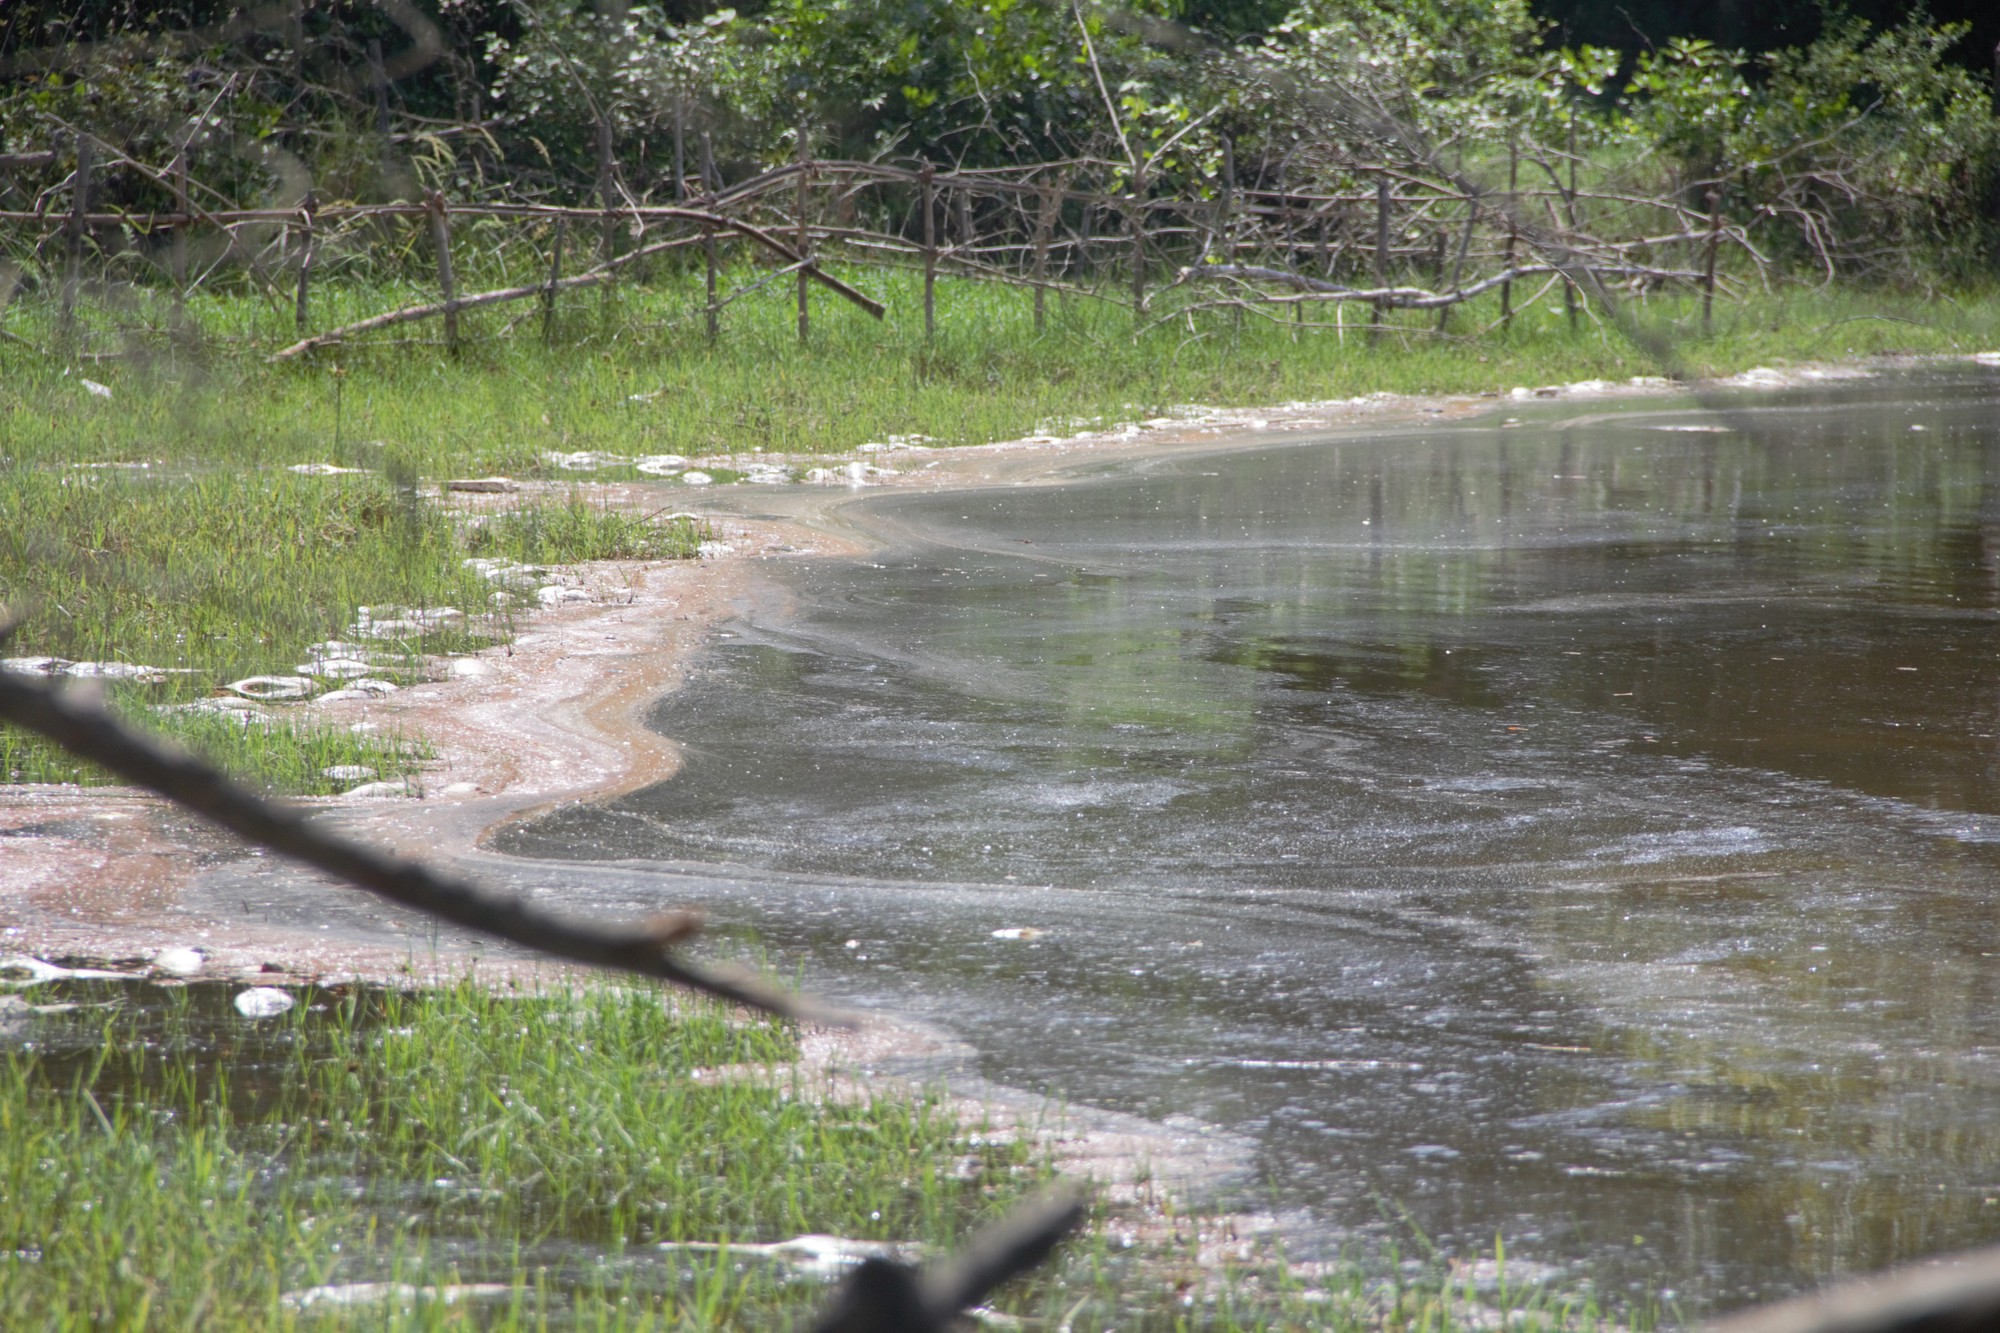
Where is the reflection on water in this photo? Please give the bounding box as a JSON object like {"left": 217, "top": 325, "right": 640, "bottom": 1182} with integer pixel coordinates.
{"left": 500, "top": 368, "right": 2000, "bottom": 1314}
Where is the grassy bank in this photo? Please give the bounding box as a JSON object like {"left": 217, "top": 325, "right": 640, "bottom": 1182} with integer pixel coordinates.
{"left": 0, "top": 977, "right": 1043, "bottom": 1328}
{"left": 0, "top": 972, "right": 1644, "bottom": 1330}
{"left": 9, "top": 268, "right": 2000, "bottom": 475}
{"left": 5, "top": 267, "right": 1994, "bottom": 792}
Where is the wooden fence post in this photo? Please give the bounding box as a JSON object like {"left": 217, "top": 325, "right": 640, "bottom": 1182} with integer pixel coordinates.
{"left": 1128, "top": 168, "right": 1147, "bottom": 325}
{"left": 428, "top": 190, "right": 459, "bottom": 352}
{"left": 1702, "top": 187, "right": 1722, "bottom": 329}
{"left": 171, "top": 149, "right": 190, "bottom": 322}
{"left": 920, "top": 162, "right": 936, "bottom": 339}
{"left": 368, "top": 38, "right": 391, "bottom": 138}
{"left": 61, "top": 131, "right": 92, "bottom": 341}
{"left": 1371, "top": 172, "right": 1389, "bottom": 339}
{"left": 1499, "top": 137, "right": 1517, "bottom": 334}
{"left": 293, "top": 190, "right": 317, "bottom": 334}
{"left": 1565, "top": 107, "right": 1580, "bottom": 333}
{"left": 1220, "top": 132, "right": 1238, "bottom": 333}
{"left": 672, "top": 94, "right": 686, "bottom": 202}
{"left": 1031, "top": 177, "right": 1059, "bottom": 334}
{"left": 702, "top": 130, "right": 719, "bottom": 341}
{"left": 596, "top": 115, "right": 617, "bottom": 266}
{"left": 542, "top": 216, "right": 565, "bottom": 346}
{"left": 795, "top": 127, "right": 810, "bottom": 344}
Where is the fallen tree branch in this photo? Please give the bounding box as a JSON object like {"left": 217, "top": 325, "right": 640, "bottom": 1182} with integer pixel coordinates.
{"left": 269, "top": 207, "right": 881, "bottom": 360}
{"left": 1186, "top": 260, "right": 1707, "bottom": 308}
{"left": 0, "top": 622, "right": 838, "bottom": 1024}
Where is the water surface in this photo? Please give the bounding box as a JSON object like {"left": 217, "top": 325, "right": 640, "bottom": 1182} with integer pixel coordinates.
{"left": 502, "top": 368, "right": 2000, "bottom": 1314}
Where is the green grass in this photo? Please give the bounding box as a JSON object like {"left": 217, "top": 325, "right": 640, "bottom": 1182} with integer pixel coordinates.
{"left": 0, "top": 708, "right": 431, "bottom": 796}
{"left": 7, "top": 264, "right": 2000, "bottom": 478}
{"left": 0, "top": 973, "right": 1644, "bottom": 1331}
{"left": 0, "top": 977, "right": 1045, "bottom": 1329}
{"left": 6, "top": 264, "right": 1995, "bottom": 787}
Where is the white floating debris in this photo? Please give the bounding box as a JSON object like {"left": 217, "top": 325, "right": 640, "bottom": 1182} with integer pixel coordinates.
{"left": 295, "top": 657, "right": 375, "bottom": 679}
{"left": 1974, "top": 351, "right": 2000, "bottom": 367}
{"left": 151, "top": 947, "right": 205, "bottom": 977}
{"left": 306, "top": 640, "right": 375, "bottom": 659}
{"left": 444, "top": 477, "right": 519, "bottom": 494}
{"left": 2, "top": 658, "right": 187, "bottom": 683}
{"left": 341, "top": 780, "right": 414, "bottom": 799}
{"left": 224, "top": 676, "right": 315, "bottom": 701}
{"left": 320, "top": 765, "right": 377, "bottom": 781}
{"left": 233, "top": 987, "right": 295, "bottom": 1017}
{"left": 544, "top": 450, "right": 629, "bottom": 471}
{"left": 1724, "top": 366, "right": 1791, "bottom": 388}
{"left": 67, "top": 661, "right": 181, "bottom": 681}
{"left": 282, "top": 1283, "right": 512, "bottom": 1311}
{"left": 742, "top": 464, "right": 791, "bottom": 485}
{"left": 696, "top": 540, "right": 733, "bottom": 559}
{"left": 158, "top": 697, "right": 268, "bottom": 720}
{"left": 634, "top": 454, "right": 689, "bottom": 475}
{"left": 225, "top": 668, "right": 314, "bottom": 700}
{"left": 1, "top": 956, "right": 143, "bottom": 986}
{"left": 679, "top": 470, "right": 714, "bottom": 486}
{"left": 1650, "top": 424, "right": 1731, "bottom": 433}
{"left": 351, "top": 616, "right": 426, "bottom": 638}
{"left": 80, "top": 378, "right": 112, "bottom": 399}
{"left": 287, "top": 463, "right": 365, "bottom": 476}
{"left": 656, "top": 1234, "right": 908, "bottom": 1281}
{"left": 536, "top": 585, "right": 592, "bottom": 607}
{"left": 990, "top": 927, "right": 1047, "bottom": 941}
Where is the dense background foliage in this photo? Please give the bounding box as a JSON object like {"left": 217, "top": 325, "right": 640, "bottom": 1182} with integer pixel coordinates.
{"left": 1, "top": 0, "right": 1996, "bottom": 276}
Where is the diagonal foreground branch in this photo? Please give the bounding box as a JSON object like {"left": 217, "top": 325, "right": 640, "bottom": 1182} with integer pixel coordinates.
{"left": 1699, "top": 1240, "right": 2000, "bottom": 1333}
{"left": 810, "top": 1187, "right": 1087, "bottom": 1332}
{"left": 0, "top": 628, "right": 838, "bottom": 1023}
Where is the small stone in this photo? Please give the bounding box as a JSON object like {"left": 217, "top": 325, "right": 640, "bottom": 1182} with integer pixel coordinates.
{"left": 438, "top": 782, "right": 481, "bottom": 798}
{"left": 990, "top": 927, "right": 1046, "bottom": 941}
{"left": 680, "top": 470, "right": 714, "bottom": 486}
{"left": 233, "top": 987, "right": 295, "bottom": 1018}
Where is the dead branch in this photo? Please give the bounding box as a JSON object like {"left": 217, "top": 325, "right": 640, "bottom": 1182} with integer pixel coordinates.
{"left": 1699, "top": 1241, "right": 2000, "bottom": 1333}
{"left": 811, "top": 1187, "right": 1086, "bottom": 1332}
{"left": 269, "top": 206, "right": 881, "bottom": 359}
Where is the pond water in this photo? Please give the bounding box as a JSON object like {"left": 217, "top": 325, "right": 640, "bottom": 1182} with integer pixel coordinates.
{"left": 498, "top": 367, "right": 2000, "bottom": 1315}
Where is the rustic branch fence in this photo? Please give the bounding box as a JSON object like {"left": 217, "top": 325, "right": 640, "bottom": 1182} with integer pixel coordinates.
{"left": 0, "top": 129, "right": 1760, "bottom": 358}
